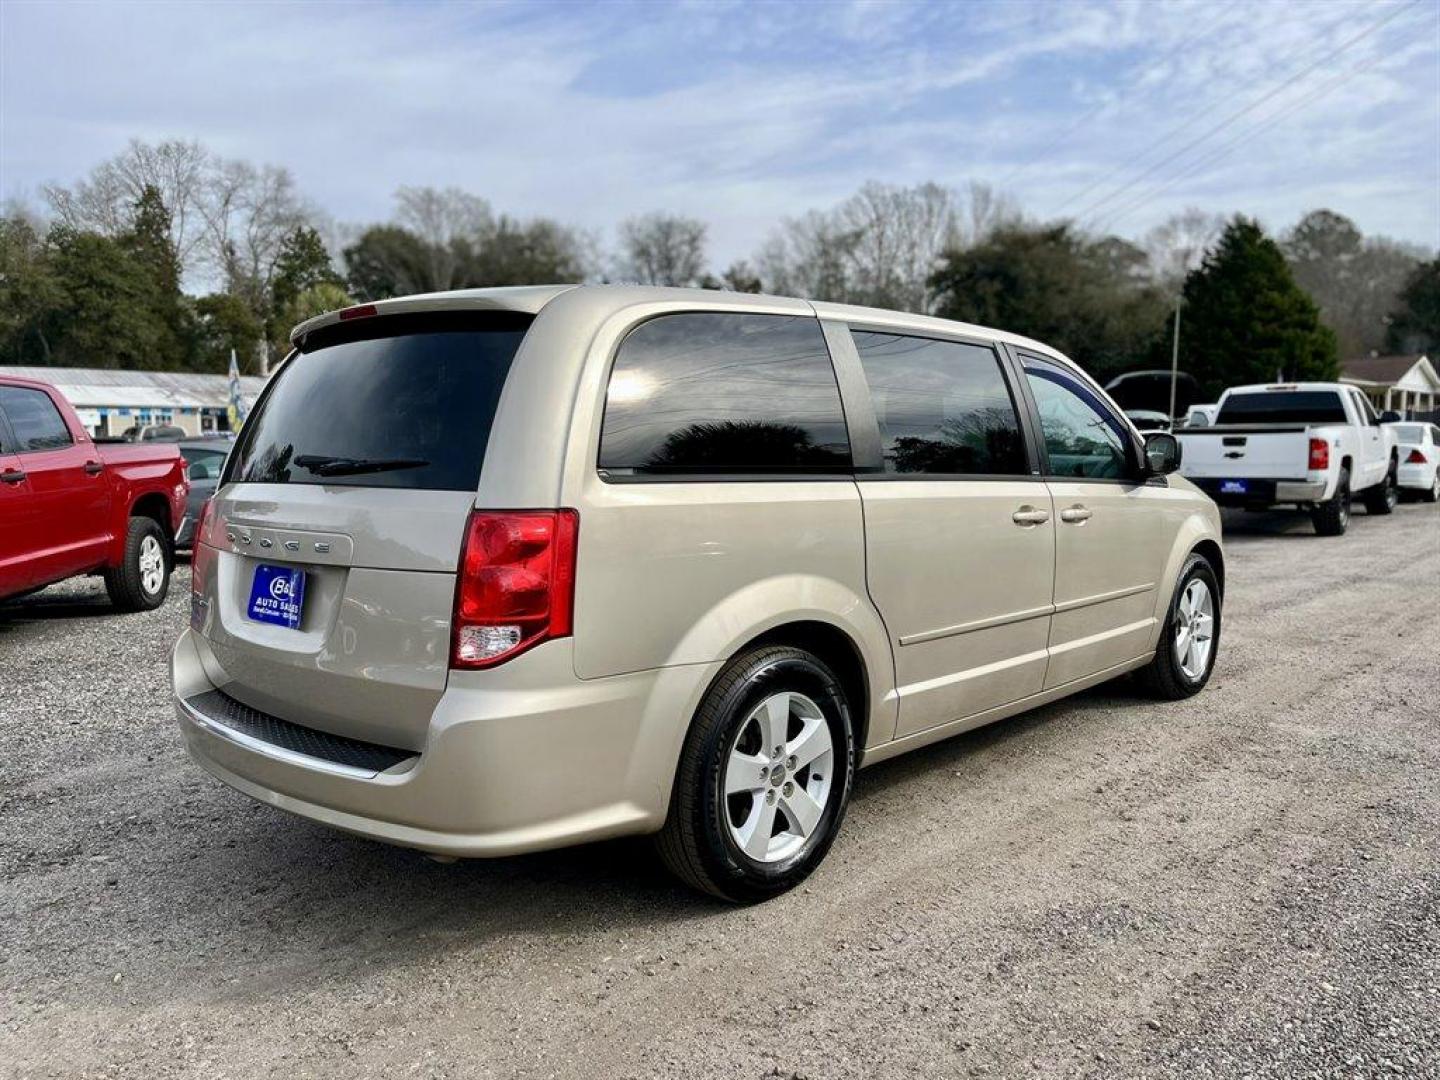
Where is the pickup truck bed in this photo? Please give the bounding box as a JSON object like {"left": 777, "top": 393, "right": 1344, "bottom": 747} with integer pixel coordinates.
{"left": 1, "top": 375, "right": 188, "bottom": 609}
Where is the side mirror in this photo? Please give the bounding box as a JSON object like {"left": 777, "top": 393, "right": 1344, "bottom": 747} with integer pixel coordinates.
{"left": 1379, "top": 410, "right": 1402, "bottom": 424}
{"left": 1144, "top": 432, "right": 1182, "bottom": 476}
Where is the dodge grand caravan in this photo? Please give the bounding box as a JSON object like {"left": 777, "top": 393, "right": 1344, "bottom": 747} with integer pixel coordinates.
{"left": 173, "top": 285, "right": 1223, "bottom": 902}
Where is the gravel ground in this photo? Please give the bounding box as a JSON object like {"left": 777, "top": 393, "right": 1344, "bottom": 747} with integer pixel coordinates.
{"left": 2, "top": 502, "right": 1437, "bottom": 1080}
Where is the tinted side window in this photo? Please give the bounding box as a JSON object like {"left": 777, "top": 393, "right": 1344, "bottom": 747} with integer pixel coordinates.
{"left": 0, "top": 387, "right": 74, "bottom": 452}
{"left": 599, "top": 313, "right": 851, "bottom": 475}
{"left": 1022, "top": 357, "right": 1131, "bottom": 479}
{"left": 851, "top": 331, "right": 1027, "bottom": 475}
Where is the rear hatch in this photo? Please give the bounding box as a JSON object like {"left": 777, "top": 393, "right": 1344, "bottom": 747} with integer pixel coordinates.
{"left": 194, "top": 310, "right": 533, "bottom": 751}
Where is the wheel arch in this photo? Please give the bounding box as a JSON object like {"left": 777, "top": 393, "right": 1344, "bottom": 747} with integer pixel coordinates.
{"left": 130, "top": 492, "right": 174, "bottom": 538}
{"left": 735, "top": 620, "right": 874, "bottom": 754}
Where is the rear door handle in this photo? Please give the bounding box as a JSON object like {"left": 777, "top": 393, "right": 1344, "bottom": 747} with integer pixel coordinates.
{"left": 1059, "top": 505, "right": 1092, "bottom": 524}
{"left": 0, "top": 470, "right": 26, "bottom": 485}
{"left": 84, "top": 461, "right": 103, "bottom": 476}
{"left": 1012, "top": 506, "right": 1050, "bottom": 526}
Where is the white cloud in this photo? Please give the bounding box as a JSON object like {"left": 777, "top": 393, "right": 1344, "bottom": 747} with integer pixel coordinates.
{"left": 1, "top": 0, "right": 1435, "bottom": 268}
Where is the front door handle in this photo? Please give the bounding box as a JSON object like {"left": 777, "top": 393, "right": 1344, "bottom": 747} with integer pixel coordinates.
{"left": 1012, "top": 505, "right": 1050, "bottom": 526}
{"left": 84, "top": 461, "right": 103, "bottom": 476}
{"left": 1060, "top": 505, "right": 1093, "bottom": 524}
{"left": 0, "top": 470, "right": 26, "bottom": 485}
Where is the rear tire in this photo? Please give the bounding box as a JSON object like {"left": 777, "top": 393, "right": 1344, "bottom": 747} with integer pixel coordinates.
{"left": 1425, "top": 471, "right": 1440, "bottom": 503}
{"left": 104, "top": 517, "right": 171, "bottom": 612}
{"left": 656, "top": 646, "right": 855, "bottom": 903}
{"left": 1137, "top": 553, "right": 1221, "bottom": 700}
{"left": 1362, "top": 462, "right": 1398, "bottom": 515}
{"left": 1311, "top": 468, "right": 1351, "bottom": 536}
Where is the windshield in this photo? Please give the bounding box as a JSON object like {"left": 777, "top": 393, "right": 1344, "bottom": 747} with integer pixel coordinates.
{"left": 227, "top": 311, "right": 532, "bottom": 491}
{"left": 1216, "top": 391, "right": 1346, "bottom": 426}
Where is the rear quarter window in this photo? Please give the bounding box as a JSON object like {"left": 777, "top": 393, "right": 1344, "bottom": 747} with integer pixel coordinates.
{"left": 227, "top": 312, "right": 532, "bottom": 491}
{"left": 598, "top": 312, "right": 851, "bottom": 476}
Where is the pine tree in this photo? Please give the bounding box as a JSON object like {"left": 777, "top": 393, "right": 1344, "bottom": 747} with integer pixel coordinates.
{"left": 1178, "top": 217, "right": 1337, "bottom": 399}
{"left": 1386, "top": 258, "right": 1440, "bottom": 355}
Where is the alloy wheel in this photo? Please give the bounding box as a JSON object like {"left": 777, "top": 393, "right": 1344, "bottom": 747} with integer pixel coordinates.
{"left": 722, "top": 691, "right": 835, "bottom": 864}
{"left": 1174, "top": 578, "right": 1215, "bottom": 682}
{"left": 139, "top": 535, "right": 164, "bottom": 595}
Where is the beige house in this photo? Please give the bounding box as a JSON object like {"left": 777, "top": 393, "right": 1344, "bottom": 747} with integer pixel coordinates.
{"left": 1340, "top": 353, "right": 1439, "bottom": 420}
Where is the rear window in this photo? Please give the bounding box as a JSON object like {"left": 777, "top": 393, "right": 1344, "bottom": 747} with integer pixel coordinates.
{"left": 1392, "top": 424, "right": 1425, "bottom": 442}
{"left": 1216, "top": 391, "right": 1346, "bottom": 426}
{"left": 228, "top": 312, "right": 531, "bottom": 491}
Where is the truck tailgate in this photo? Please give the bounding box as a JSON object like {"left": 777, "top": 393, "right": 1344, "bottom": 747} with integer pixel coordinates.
{"left": 1178, "top": 426, "right": 1312, "bottom": 480}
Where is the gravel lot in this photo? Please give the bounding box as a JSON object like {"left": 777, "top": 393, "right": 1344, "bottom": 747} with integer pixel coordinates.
{"left": 2, "top": 502, "right": 1437, "bottom": 1080}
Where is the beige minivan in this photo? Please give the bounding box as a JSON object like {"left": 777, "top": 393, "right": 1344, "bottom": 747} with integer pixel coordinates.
{"left": 173, "top": 285, "right": 1223, "bottom": 902}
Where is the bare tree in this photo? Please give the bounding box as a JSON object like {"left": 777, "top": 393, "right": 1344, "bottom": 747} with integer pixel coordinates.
{"left": 44, "top": 138, "right": 211, "bottom": 272}
{"left": 1143, "top": 208, "right": 1224, "bottom": 292}
{"left": 618, "top": 212, "right": 707, "bottom": 287}
{"left": 757, "top": 181, "right": 1011, "bottom": 312}
{"left": 394, "top": 186, "right": 494, "bottom": 290}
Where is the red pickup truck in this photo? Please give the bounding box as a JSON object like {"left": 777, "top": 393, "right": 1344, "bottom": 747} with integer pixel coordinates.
{"left": 0, "top": 374, "right": 188, "bottom": 610}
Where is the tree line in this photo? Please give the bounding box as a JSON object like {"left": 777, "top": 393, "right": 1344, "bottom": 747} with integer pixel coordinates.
{"left": 2, "top": 137, "right": 1436, "bottom": 398}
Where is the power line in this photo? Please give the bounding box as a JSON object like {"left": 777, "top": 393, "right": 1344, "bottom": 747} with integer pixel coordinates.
{"left": 1068, "top": 0, "right": 1421, "bottom": 224}
{"left": 1090, "top": 47, "right": 1395, "bottom": 235}
{"left": 995, "top": 0, "right": 1245, "bottom": 189}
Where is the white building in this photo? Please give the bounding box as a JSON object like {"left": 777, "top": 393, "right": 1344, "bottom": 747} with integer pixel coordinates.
{"left": 1340, "top": 353, "right": 1439, "bottom": 420}
{"left": 0, "top": 366, "right": 270, "bottom": 438}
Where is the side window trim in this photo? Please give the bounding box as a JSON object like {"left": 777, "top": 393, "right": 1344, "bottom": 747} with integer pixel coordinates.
{"left": 1012, "top": 348, "right": 1142, "bottom": 484}
{"left": 819, "top": 319, "right": 883, "bottom": 473}
{"left": 0, "top": 400, "right": 17, "bottom": 455}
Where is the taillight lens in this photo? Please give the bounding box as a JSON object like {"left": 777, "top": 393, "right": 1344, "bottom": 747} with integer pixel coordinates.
{"left": 451, "top": 509, "right": 578, "bottom": 669}
{"left": 190, "top": 498, "right": 216, "bottom": 630}
{"left": 1406, "top": 448, "right": 1427, "bottom": 464}
{"left": 1308, "top": 437, "right": 1329, "bottom": 471}
{"left": 191, "top": 499, "right": 215, "bottom": 595}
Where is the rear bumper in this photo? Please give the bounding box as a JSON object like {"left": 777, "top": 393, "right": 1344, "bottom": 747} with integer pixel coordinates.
{"left": 1191, "top": 477, "right": 1329, "bottom": 506}
{"left": 1397, "top": 463, "right": 1435, "bottom": 490}
{"left": 172, "top": 628, "right": 718, "bottom": 857}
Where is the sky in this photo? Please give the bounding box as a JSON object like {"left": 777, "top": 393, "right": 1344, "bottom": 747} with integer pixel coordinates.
{"left": 2, "top": 0, "right": 1438, "bottom": 272}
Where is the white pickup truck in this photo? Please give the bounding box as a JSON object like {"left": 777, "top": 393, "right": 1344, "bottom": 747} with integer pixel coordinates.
{"left": 1176, "top": 382, "right": 1399, "bottom": 535}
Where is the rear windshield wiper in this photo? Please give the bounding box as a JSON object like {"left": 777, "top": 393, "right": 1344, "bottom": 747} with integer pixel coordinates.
{"left": 293, "top": 454, "right": 430, "bottom": 477}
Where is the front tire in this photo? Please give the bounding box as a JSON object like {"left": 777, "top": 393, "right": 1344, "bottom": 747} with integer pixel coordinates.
{"left": 1362, "top": 462, "right": 1398, "bottom": 515}
{"left": 656, "top": 646, "right": 855, "bottom": 903}
{"left": 1311, "top": 468, "right": 1351, "bottom": 536}
{"left": 104, "top": 517, "right": 171, "bottom": 612}
{"left": 1137, "top": 553, "right": 1221, "bottom": 700}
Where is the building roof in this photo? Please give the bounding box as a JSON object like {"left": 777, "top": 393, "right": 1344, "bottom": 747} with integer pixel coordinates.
{"left": 0, "top": 366, "right": 270, "bottom": 409}
{"left": 1339, "top": 354, "right": 1432, "bottom": 387}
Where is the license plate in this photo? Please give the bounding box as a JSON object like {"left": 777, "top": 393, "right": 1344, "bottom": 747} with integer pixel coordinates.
{"left": 247, "top": 564, "right": 306, "bottom": 629}
{"left": 1219, "top": 479, "right": 1249, "bottom": 495}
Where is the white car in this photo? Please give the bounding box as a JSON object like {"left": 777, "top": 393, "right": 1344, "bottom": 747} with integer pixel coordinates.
{"left": 1391, "top": 421, "right": 1440, "bottom": 502}
{"left": 1176, "top": 382, "right": 1400, "bottom": 535}
{"left": 1183, "top": 404, "right": 1219, "bottom": 428}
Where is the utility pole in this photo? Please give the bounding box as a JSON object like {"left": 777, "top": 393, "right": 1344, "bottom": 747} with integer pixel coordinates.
{"left": 1168, "top": 294, "right": 1182, "bottom": 421}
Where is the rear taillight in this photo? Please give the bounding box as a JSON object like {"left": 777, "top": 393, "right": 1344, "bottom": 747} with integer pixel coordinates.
{"left": 191, "top": 499, "right": 215, "bottom": 595}
{"left": 1406, "top": 448, "right": 1427, "bottom": 464}
{"left": 451, "top": 509, "right": 578, "bottom": 669}
{"left": 1308, "top": 437, "right": 1329, "bottom": 471}
{"left": 190, "top": 498, "right": 216, "bottom": 629}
